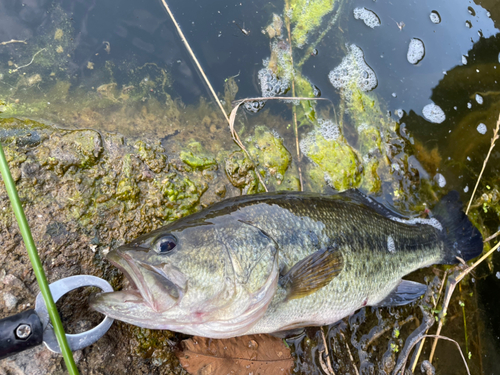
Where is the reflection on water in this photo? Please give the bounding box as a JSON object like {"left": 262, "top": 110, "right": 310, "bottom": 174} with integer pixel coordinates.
{"left": 1, "top": 0, "right": 500, "bottom": 373}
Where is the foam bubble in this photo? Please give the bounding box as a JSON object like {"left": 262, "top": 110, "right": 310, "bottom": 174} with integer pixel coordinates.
{"left": 407, "top": 38, "right": 425, "bottom": 64}
{"left": 477, "top": 123, "right": 487, "bottom": 134}
{"left": 353, "top": 7, "right": 381, "bottom": 28}
{"left": 462, "top": 55, "right": 468, "bottom": 65}
{"left": 243, "top": 100, "right": 265, "bottom": 113}
{"left": 464, "top": 185, "right": 469, "bottom": 193}
{"left": 318, "top": 119, "right": 340, "bottom": 141}
{"left": 434, "top": 173, "right": 446, "bottom": 187}
{"left": 475, "top": 94, "right": 483, "bottom": 104}
{"left": 422, "top": 103, "right": 446, "bottom": 123}
{"left": 430, "top": 11, "right": 441, "bottom": 24}
{"left": 328, "top": 44, "right": 377, "bottom": 96}
{"left": 258, "top": 67, "right": 289, "bottom": 98}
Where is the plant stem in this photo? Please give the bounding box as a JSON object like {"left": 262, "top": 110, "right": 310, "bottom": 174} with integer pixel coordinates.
{"left": 284, "top": 0, "right": 303, "bottom": 191}
{"left": 466, "top": 114, "right": 500, "bottom": 214}
{"left": 0, "top": 143, "right": 79, "bottom": 375}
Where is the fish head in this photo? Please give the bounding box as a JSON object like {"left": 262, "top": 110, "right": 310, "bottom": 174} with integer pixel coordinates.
{"left": 90, "top": 213, "right": 279, "bottom": 336}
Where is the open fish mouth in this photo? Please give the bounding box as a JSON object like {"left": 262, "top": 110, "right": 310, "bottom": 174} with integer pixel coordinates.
{"left": 90, "top": 248, "right": 180, "bottom": 314}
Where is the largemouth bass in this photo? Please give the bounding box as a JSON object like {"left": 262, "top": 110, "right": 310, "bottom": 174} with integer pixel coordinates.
{"left": 90, "top": 190, "right": 482, "bottom": 338}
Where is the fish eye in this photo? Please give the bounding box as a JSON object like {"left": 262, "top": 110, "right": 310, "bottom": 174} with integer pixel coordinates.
{"left": 154, "top": 235, "right": 177, "bottom": 254}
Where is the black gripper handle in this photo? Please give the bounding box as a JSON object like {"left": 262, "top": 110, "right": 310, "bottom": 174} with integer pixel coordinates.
{"left": 0, "top": 309, "right": 43, "bottom": 360}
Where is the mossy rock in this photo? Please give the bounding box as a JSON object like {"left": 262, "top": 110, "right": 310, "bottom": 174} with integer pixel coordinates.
{"left": 224, "top": 151, "right": 264, "bottom": 195}
{"left": 247, "top": 126, "right": 291, "bottom": 184}
{"left": 301, "top": 128, "right": 361, "bottom": 191}
{"left": 179, "top": 141, "right": 217, "bottom": 170}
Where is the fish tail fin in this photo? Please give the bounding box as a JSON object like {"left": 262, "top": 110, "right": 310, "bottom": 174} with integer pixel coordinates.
{"left": 433, "top": 191, "right": 483, "bottom": 264}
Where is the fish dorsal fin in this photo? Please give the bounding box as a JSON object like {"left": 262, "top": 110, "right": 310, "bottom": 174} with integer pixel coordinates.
{"left": 280, "top": 245, "right": 344, "bottom": 301}
{"left": 375, "top": 280, "right": 427, "bottom": 307}
{"left": 339, "top": 189, "right": 406, "bottom": 220}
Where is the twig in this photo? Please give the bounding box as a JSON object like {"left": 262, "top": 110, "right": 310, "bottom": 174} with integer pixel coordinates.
{"left": 483, "top": 229, "right": 500, "bottom": 243}
{"left": 320, "top": 328, "right": 335, "bottom": 375}
{"left": 9, "top": 48, "right": 45, "bottom": 73}
{"left": 466, "top": 114, "right": 500, "bottom": 214}
{"left": 400, "top": 335, "right": 470, "bottom": 375}
{"left": 339, "top": 332, "right": 359, "bottom": 375}
{"left": 284, "top": 0, "right": 303, "bottom": 191}
{"left": 319, "top": 350, "right": 335, "bottom": 375}
{"left": 429, "top": 241, "right": 500, "bottom": 363}
{"left": 159, "top": 0, "right": 229, "bottom": 124}
{"left": 410, "top": 270, "right": 449, "bottom": 372}
{"left": 0, "top": 39, "right": 27, "bottom": 46}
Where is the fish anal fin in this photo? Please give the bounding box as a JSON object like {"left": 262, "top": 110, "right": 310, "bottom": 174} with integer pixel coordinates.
{"left": 281, "top": 245, "right": 343, "bottom": 301}
{"left": 375, "top": 280, "right": 427, "bottom": 307}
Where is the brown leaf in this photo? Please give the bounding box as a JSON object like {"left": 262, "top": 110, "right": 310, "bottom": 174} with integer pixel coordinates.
{"left": 176, "top": 334, "right": 294, "bottom": 375}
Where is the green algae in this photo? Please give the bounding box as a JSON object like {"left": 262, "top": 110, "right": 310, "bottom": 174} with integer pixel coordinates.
{"left": 179, "top": 141, "right": 217, "bottom": 170}
{"left": 289, "top": 0, "right": 337, "bottom": 48}
{"left": 247, "top": 126, "right": 292, "bottom": 185}
{"left": 300, "top": 126, "right": 361, "bottom": 191}
{"left": 225, "top": 151, "right": 264, "bottom": 195}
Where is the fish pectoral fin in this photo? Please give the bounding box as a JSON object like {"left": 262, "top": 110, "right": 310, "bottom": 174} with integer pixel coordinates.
{"left": 375, "top": 280, "right": 427, "bottom": 307}
{"left": 280, "top": 244, "right": 344, "bottom": 301}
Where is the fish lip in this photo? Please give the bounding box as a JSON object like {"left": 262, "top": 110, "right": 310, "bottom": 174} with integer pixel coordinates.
{"left": 106, "top": 248, "right": 180, "bottom": 312}
{"left": 106, "top": 248, "right": 155, "bottom": 308}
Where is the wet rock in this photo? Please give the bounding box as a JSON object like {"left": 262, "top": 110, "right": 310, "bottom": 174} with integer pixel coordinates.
{"left": 2, "top": 292, "right": 18, "bottom": 310}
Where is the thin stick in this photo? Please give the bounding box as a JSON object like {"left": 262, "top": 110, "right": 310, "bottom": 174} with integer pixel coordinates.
{"left": 483, "top": 229, "right": 500, "bottom": 243}
{"left": 429, "top": 241, "right": 500, "bottom": 363}
{"left": 466, "top": 114, "right": 500, "bottom": 214}
{"left": 410, "top": 270, "right": 448, "bottom": 372}
{"left": 159, "top": 0, "right": 229, "bottom": 124}
{"left": 401, "top": 335, "right": 470, "bottom": 375}
{"left": 339, "top": 332, "right": 359, "bottom": 375}
{"left": 284, "top": 0, "right": 303, "bottom": 191}
{"left": 0, "top": 39, "right": 27, "bottom": 46}
{"left": 9, "top": 48, "right": 45, "bottom": 73}
{"left": 320, "top": 328, "right": 335, "bottom": 375}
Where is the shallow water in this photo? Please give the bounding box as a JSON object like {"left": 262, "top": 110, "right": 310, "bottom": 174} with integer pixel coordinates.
{"left": 1, "top": 0, "right": 500, "bottom": 374}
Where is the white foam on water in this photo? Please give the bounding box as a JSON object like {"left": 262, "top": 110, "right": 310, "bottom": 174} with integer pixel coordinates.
{"left": 430, "top": 11, "right": 441, "bottom": 24}
{"left": 467, "top": 102, "right": 472, "bottom": 109}
{"left": 464, "top": 185, "right": 469, "bottom": 193}
{"left": 475, "top": 94, "right": 484, "bottom": 104}
{"left": 389, "top": 216, "right": 443, "bottom": 231}
{"left": 353, "top": 7, "right": 381, "bottom": 28}
{"left": 318, "top": 119, "right": 340, "bottom": 141}
{"left": 407, "top": 38, "right": 425, "bottom": 64}
{"left": 477, "top": 123, "right": 487, "bottom": 134}
{"left": 357, "top": 123, "right": 370, "bottom": 132}
{"left": 328, "top": 44, "right": 378, "bottom": 96}
{"left": 387, "top": 235, "right": 396, "bottom": 253}
{"left": 434, "top": 173, "right": 446, "bottom": 187}
{"left": 422, "top": 103, "right": 446, "bottom": 123}
{"left": 462, "top": 55, "right": 468, "bottom": 65}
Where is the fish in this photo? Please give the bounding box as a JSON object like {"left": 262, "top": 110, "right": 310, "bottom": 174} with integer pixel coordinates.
{"left": 90, "top": 189, "right": 483, "bottom": 338}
